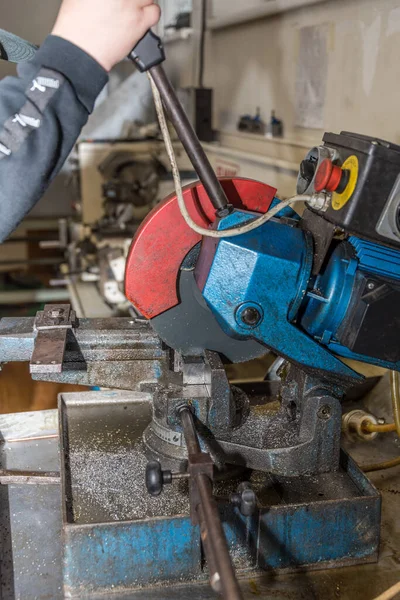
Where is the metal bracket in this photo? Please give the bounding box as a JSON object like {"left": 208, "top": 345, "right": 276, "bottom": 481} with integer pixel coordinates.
{"left": 30, "top": 304, "right": 77, "bottom": 374}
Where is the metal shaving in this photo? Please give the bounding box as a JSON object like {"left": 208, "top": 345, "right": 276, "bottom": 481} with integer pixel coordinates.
{"left": 69, "top": 439, "right": 190, "bottom": 524}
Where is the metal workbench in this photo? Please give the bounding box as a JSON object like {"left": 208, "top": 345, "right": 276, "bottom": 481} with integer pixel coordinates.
{"left": 0, "top": 395, "right": 399, "bottom": 600}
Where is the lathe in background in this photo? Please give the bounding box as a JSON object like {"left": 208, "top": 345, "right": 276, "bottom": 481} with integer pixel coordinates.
{"left": 46, "top": 140, "right": 196, "bottom": 316}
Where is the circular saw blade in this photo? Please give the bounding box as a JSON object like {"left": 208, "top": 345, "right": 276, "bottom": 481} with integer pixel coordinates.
{"left": 124, "top": 177, "right": 277, "bottom": 362}
{"left": 125, "top": 177, "right": 277, "bottom": 318}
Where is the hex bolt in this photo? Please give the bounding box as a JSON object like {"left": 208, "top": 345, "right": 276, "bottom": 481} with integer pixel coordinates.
{"left": 317, "top": 405, "right": 332, "bottom": 420}
{"left": 241, "top": 307, "right": 262, "bottom": 326}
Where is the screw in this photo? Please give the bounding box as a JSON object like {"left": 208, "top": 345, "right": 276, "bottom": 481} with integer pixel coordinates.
{"left": 318, "top": 405, "right": 332, "bottom": 420}
{"left": 241, "top": 307, "right": 262, "bottom": 326}
{"left": 367, "top": 282, "right": 375, "bottom": 290}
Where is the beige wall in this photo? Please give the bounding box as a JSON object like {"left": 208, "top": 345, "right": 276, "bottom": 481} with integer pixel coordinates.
{"left": 206, "top": 0, "right": 400, "bottom": 144}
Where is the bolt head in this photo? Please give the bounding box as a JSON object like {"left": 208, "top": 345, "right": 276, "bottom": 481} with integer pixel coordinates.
{"left": 318, "top": 405, "right": 332, "bottom": 420}
{"left": 241, "top": 307, "right": 261, "bottom": 326}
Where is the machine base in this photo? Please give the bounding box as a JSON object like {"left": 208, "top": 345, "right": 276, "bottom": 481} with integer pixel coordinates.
{"left": 59, "top": 391, "right": 381, "bottom": 598}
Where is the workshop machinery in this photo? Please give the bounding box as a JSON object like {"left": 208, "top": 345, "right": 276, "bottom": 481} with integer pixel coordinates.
{"left": 0, "top": 30, "right": 399, "bottom": 599}
{"left": 44, "top": 141, "right": 197, "bottom": 314}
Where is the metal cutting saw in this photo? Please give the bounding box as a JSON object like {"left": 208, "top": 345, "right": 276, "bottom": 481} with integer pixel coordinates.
{"left": 0, "top": 29, "right": 400, "bottom": 600}
{"left": 124, "top": 31, "right": 400, "bottom": 472}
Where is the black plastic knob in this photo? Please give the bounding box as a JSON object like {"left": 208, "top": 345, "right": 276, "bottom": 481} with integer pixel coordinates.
{"left": 145, "top": 460, "right": 172, "bottom": 497}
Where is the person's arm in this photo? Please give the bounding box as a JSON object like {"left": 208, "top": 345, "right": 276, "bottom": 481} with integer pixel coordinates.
{"left": 0, "top": 0, "right": 160, "bottom": 242}
{"left": 0, "top": 37, "right": 107, "bottom": 241}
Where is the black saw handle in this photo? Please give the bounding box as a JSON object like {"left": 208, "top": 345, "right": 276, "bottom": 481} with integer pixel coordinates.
{"left": 129, "top": 30, "right": 230, "bottom": 214}
{"left": 129, "top": 29, "right": 165, "bottom": 72}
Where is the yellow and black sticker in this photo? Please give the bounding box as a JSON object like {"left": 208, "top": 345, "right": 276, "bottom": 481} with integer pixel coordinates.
{"left": 332, "top": 155, "right": 359, "bottom": 211}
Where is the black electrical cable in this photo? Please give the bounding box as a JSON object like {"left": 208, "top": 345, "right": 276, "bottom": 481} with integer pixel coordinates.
{"left": 199, "top": 0, "right": 207, "bottom": 88}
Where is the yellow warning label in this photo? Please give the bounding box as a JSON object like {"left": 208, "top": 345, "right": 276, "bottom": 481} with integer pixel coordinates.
{"left": 332, "top": 155, "right": 359, "bottom": 211}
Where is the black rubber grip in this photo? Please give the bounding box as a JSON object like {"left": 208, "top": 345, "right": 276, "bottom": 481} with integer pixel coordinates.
{"left": 129, "top": 30, "right": 165, "bottom": 72}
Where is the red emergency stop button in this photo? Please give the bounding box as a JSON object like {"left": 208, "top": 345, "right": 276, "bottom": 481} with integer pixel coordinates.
{"left": 314, "top": 159, "right": 348, "bottom": 193}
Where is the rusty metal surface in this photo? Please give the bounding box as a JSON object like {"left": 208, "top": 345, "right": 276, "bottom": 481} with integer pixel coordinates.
{"left": 0, "top": 469, "right": 60, "bottom": 485}
{"left": 0, "top": 403, "right": 398, "bottom": 599}
{"left": 30, "top": 328, "right": 68, "bottom": 374}
{"left": 0, "top": 316, "right": 170, "bottom": 390}
{"left": 30, "top": 304, "right": 77, "bottom": 374}
{"left": 58, "top": 390, "right": 380, "bottom": 598}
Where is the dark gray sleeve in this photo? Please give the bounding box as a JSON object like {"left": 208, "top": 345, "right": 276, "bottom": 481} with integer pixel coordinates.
{"left": 0, "top": 35, "right": 109, "bottom": 241}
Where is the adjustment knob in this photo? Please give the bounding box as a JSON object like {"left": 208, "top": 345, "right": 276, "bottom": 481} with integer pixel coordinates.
{"left": 145, "top": 460, "right": 172, "bottom": 496}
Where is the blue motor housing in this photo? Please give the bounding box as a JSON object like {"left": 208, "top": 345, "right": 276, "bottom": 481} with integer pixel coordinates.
{"left": 300, "top": 236, "right": 400, "bottom": 371}
{"left": 200, "top": 205, "right": 400, "bottom": 381}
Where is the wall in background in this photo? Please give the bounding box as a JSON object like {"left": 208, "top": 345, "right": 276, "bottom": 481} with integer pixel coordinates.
{"left": 206, "top": 0, "right": 400, "bottom": 145}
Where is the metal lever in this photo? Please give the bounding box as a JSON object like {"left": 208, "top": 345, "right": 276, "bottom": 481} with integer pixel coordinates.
{"left": 129, "top": 31, "right": 231, "bottom": 214}
{"left": 144, "top": 406, "right": 243, "bottom": 599}
{"left": 179, "top": 407, "right": 243, "bottom": 600}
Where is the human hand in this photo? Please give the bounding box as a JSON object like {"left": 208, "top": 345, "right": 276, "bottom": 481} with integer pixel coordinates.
{"left": 52, "top": 0, "right": 161, "bottom": 72}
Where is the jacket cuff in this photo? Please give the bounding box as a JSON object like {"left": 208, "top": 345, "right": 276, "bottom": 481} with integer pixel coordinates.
{"left": 30, "top": 35, "right": 108, "bottom": 113}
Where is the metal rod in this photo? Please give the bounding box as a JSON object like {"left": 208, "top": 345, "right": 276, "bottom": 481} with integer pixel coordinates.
{"left": 196, "top": 473, "right": 243, "bottom": 600}
{"left": 179, "top": 407, "right": 243, "bottom": 600}
{"left": 171, "top": 472, "right": 191, "bottom": 481}
{"left": 197, "top": 502, "right": 221, "bottom": 594}
{"left": 0, "top": 470, "right": 60, "bottom": 485}
{"left": 179, "top": 407, "right": 201, "bottom": 455}
{"left": 7, "top": 434, "right": 58, "bottom": 443}
{"left": 149, "top": 64, "right": 229, "bottom": 213}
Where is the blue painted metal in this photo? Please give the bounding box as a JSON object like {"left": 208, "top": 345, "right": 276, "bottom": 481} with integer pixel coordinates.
{"left": 257, "top": 493, "right": 380, "bottom": 570}
{"left": 301, "top": 236, "right": 400, "bottom": 371}
{"left": 202, "top": 210, "right": 361, "bottom": 382}
{"left": 60, "top": 392, "right": 381, "bottom": 596}
{"left": 63, "top": 517, "right": 201, "bottom": 596}
{"left": 62, "top": 452, "right": 381, "bottom": 596}
{"left": 200, "top": 207, "right": 400, "bottom": 378}
{"left": 269, "top": 196, "right": 301, "bottom": 220}
{"left": 349, "top": 235, "right": 400, "bottom": 279}
{"left": 301, "top": 241, "right": 358, "bottom": 342}
{"left": 327, "top": 342, "right": 400, "bottom": 371}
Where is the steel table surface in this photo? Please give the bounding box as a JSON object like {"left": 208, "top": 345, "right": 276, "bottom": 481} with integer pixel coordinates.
{"left": 0, "top": 406, "right": 399, "bottom": 600}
